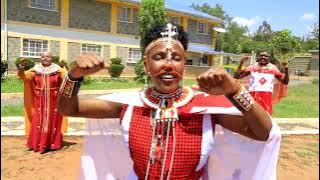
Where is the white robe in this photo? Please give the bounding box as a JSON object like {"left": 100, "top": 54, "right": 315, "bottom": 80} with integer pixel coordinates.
{"left": 79, "top": 91, "right": 281, "bottom": 180}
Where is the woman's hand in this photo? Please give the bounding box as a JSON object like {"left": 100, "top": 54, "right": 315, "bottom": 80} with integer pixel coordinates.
{"left": 69, "top": 53, "right": 109, "bottom": 79}
{"left": 192, "top": 67, "right": 241, "bottom": 97}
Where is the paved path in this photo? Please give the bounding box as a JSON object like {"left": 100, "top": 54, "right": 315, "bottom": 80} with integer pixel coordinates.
{"left": 1, "top": 116, "right": 318, "bottom": 136}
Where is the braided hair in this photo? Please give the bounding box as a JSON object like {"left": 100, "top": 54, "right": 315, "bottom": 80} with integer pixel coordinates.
{"left": 141, "top": 23, "right": 189, "bottom": 51}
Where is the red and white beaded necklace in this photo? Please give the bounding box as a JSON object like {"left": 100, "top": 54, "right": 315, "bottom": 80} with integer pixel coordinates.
{"left": 140, "top": 86, "right": 193, "bottom": 179}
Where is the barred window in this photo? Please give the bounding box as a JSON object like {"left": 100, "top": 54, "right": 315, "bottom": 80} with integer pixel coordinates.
{"left": 81, "top": 44, "right": 102, "bottom": 57}
{"left": 198, "top": 22, "right": 208, "bottom": 34}
{"left": 128, "top": 48, "right": 141, "bottom": 63}
{"left": 119, "top": 7, "right": 132, "bottom": 22}
{"left": 22, "top": 39, "right": 48, "bottom": 57}
{"left": 30, "top": 0, "right": 56, "bottom": 10}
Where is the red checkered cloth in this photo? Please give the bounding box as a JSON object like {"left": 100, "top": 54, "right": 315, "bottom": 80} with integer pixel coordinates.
{"left": 120, "top": 105, "right": 216, "bottom": 179}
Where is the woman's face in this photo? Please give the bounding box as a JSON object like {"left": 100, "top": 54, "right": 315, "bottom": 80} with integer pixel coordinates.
{"left": 41, "top": 52, "right": 53, "bottom": 67}
{"left": 144, "top": 41, "right": 186, "bottom": 94}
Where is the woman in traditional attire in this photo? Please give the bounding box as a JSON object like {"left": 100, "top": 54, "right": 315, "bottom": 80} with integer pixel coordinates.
{"left": 18, "top": 52, "right": 68, "bottom": 153}
{"left": 234, "top": 52, "right": 289, "bottom": 115}
{"left": 58, "top": 23, "right": 281, "bottom": 179}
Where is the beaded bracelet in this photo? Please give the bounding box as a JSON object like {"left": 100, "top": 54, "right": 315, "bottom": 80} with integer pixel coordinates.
{"left": 227, "top": 86, "right": 254, "bottom": 112}
{"left": 59, "top": 74, "right": 83, "bottom": 98}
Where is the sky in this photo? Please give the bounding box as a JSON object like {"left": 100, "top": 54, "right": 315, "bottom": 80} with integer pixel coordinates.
{"left": 182, "top": 0, "right": 319, "bottom": 37}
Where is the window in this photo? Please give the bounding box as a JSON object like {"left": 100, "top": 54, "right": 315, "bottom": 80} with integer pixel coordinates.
{"left": 186, "top": 59, "right": 193, "bottom": 65}
{"left": 119, "top": 7, "right": 132, "bottom": 22}
{"left": 81, "top": 44, "right": 102, "bottom": 57}
{"left": 169, "top": 17, "right": 180, "bottom": 25}
{"left": 198, "top": 22, "right": 208, "bottom": 34}
{"left": 128, "top": 48, "right": 141, "bottom": 63}
{"left": 202, "top": 55, "right": 208, "bottom": 65}
{"left": 22, "top": 39, "right": 48, "bottom": 57}
{"left": 30, "top": 0, "right": 56, "bottom": 10}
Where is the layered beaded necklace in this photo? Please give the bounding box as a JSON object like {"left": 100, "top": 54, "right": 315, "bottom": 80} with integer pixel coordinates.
{"left": 141, "top": 86, "right": 193, "bottom": 180}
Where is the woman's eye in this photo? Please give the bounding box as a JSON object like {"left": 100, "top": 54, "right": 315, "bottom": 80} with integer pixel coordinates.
{"left": 153, "top": 54, "right": 164, "bottom": 60}
{"left": 173, "top": 55, "right": 182, "bottom": 61}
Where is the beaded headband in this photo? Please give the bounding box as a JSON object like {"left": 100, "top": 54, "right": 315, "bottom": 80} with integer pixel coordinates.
{"left": 144, "top": 23, "right": 185, "bottom": 56}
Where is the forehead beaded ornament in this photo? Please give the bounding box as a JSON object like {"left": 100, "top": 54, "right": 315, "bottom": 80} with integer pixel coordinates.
{"left": 142, "top": 23, "right": 190, "bottom": 180}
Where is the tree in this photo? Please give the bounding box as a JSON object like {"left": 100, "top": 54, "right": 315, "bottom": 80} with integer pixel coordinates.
{"left": 192, "top": 3, "right": 231, "bottom": 27}
{"left": 219, "top": 21, "right": 249, "bottom": 53}
{"left": 257, "top": 21, "right": 272, "bottom": 34}
{"left": 253, "top": 21, "right": 273, "bottom": 43}
{"left": 271, "top": 29, "right": 301, "bottom": 62}
{"left": 309, "top": 21, "right": 319, "bottom": 40}
{"left": 135, "top": 0, "right": 166, "bottom": 82}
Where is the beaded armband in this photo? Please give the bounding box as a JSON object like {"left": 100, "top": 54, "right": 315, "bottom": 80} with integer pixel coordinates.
{"left": 59, "top": 75, "right": 83, "bottom": 98}
{"left": 227, "top": 86, "right": 254, "bottom": 112}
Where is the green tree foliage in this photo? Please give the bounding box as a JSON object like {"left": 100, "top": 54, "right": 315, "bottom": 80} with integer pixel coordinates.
{"left": 15, "top": 57, "right": 35, "bottom": 70}
{"left": 108, "top": 57, "right": 125, "bottom": 78}
{"left": 135, "top": 0, "right": 166, "bottom": 83}
{"left": 219, "top": 22, "right": 249, "bottom": 53}
{"left": 271, "top": 30, "right": 301, "bottom": 61}
{"left": 192, "top": 3, "right": 231, "bottom": 27}
{"left": 1, "top": 56, "right": 8, "bottom": 80}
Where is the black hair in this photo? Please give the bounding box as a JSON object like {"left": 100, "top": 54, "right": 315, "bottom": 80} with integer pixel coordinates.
{"left": 142, "top": 23, "right": 189, "bottom": 51}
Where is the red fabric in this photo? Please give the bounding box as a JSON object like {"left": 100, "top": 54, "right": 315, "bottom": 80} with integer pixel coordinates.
{"left": 124, "top": 106, "right": 214, "bottom": 179}
{"left": 249, "top": 91, "right": 273, "bottom": 115}
{"left": 178, "top": 94, "right": 233, "bottom": 116}
{"left": 272, "top": 82, "right": 288, "bottom": 104}
{"left": 240, "top": 63, "right": 288, "bottom": 107}
{"left": 27, "top": 72, "right": 64, "bottom": 153}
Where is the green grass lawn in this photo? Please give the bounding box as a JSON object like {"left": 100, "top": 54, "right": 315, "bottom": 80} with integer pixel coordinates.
{"left": 1, "top": 77, "right": 318, "bottom": 117}
{"left": 0, "top": 77, "right": 197, "bottom": 93}
{"left": 273, "top": 83, "right": 319, "bottom": 118}
{"left": 1, "top": 104, "right": 24, "bottom": 117}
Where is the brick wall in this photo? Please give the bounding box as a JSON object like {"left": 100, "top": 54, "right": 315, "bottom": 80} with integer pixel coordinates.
{"left": 50, "top": 40, "right": 60, "bottom": 57}
{"left": 7, "top": 37, "right": 21, "bottom": 71}
{"left": 67, "top": 42, "right": 81, "bottom": 63}
{"left": 69, "top": 0, "right": 111, "bottom": 32}
{"left": 8, "top": 0, "right": 61, "bottom": 26}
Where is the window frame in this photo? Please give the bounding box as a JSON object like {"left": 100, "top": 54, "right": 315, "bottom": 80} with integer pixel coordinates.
{"left": 29, "top": 0, "right": 58, "bottom": 11}
{"left": 118, "top": 7, "right": 133, "bottom": 23}
{"left": 197, "top": 21, "right": 208, "bottom": 35}
{"left": 81, "top": 44, "right": 102, "bottom": 57}
{"left": 127, "top": 48, "right": 142, "bottom": 63}
{"left": 21, "top": 38, "right": 49, "bottom": 58}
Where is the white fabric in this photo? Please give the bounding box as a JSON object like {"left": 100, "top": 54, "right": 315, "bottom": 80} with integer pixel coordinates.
{"left": 196, "top": 114, "right": 215, "bottom": 171}
{"left": 80, "top": 91, "right": 281, "bottom": 180}
{"left": 34, "top": 63, "right": 60, "bottom": 74}
{"left": 207, "top": 121, "right": 281, "bottom": 180}
{"left": 249, "top": 72, "right": 275, "bottom": 93}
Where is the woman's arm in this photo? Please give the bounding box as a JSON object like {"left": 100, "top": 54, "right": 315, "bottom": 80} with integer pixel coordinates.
{"left": 58, "top": 95, "right": 123, "bottom": 118}
{"left": 233, "top": 56, "right": 251, "bottom": 79}
{"left": 193, "top": 68, "right": 272, "bottom": 141}
{"left": 57, "top": 53, "right": 123, "bottom": 119}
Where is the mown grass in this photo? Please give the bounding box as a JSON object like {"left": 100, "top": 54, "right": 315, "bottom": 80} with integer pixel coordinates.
{"left": 1, "top": 77, "right": 318, "bottom": 117}
{"left": 1, "top": 77, "right": 197, "bottom": 93}
{"left": 1, "top": 104, "right": 24, "bottom": 117}
{"left": 273, "top": 83, "right": 319, "bottom": 118}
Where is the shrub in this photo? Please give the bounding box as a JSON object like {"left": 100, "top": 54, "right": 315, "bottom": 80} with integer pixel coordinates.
{"left": 52, "top": 56, "right": 63, "bottom": 67}
{"left": 1, "top": 58, "right": 8, "bottom": 80}
{"left": 108, "top": 57, "right": 125, "bottom": 78}
{"left": 312, "top": 78, "right": 319, "bottom": 85}
{"left": 134, "top": 58, "right": 146, "bottom": 83}
{"left": 15, "top": 57, "right": 35, "bottom": 71}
